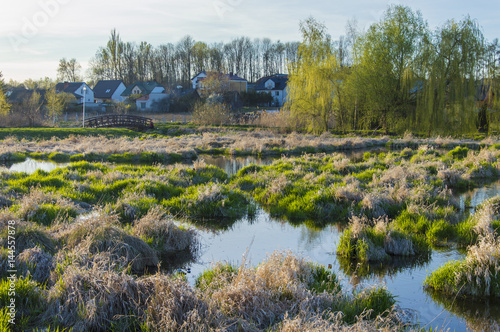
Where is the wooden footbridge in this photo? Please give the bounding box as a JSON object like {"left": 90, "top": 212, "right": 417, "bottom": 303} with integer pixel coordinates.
{"left": 84, "top": 114, "right": 153, "bottom": 129}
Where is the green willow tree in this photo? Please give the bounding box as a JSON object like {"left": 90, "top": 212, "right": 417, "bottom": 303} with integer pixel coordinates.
{"left": 45, "top": 88, "right": 73, "bottom": 123}
{"left": 417, "top": 17, "right": 485, "bottom": 135}
{"left": 352, "top": 5, "right": 428, "bottom": 133}
{"left": 285, "top": 18, "right": 341, "bottom": 133}
{"left": 484, "top": 39, "right": 500, "bottom": 131}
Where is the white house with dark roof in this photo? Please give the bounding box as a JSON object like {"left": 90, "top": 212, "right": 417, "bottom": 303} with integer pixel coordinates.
{"left": 191, "top": 71, "right": 207, "bottom": 90}
{"left": 93, "top": 80, "right": 126, "bottom": 103}
{"left": 55, "top": 82, "right": 94, "bottom": 104}
{"left": 121, "top": 81, "right": 168, "bottom": 111}
{"left": 255, "top": 74, "right": 289, "bottom": 107}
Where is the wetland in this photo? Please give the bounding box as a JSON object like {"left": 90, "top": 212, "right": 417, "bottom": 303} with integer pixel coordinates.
{"left": 1, "top": 127, "right": 500, "bottom": 331}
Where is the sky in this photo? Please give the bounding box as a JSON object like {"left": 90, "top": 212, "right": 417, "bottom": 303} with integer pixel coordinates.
{"left": 1, "top": 0, "right": 499, "bottom": 83}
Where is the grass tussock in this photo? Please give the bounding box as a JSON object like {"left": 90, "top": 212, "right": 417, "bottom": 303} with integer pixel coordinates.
{"left": 17, "top": 246, "right": 53, "bottom": 284}
{"left": 12, "top": 188, "right": 79, "bottom": 226}
{"left": 337, "top": 215, "right": 430, "bottom": 263}
{"left": 45, "top": 255, "right": 147, "bottom": 332}
{"left": 164, "top": 182, "right": 255, "bottom": 221}
{"left": 0, "top": 217, "right": 55, "bottom": 254}
{"left": 58, "top": 210, "right": 158, "bottom": 273}
{"left": 133, "top": 206, "right": 198, "bottom": 254}
{"left": 456, "top": 195, "right": 500, "bottom": 246}
{"left": 425, "top": 233, "right": 500, "bottom": 297}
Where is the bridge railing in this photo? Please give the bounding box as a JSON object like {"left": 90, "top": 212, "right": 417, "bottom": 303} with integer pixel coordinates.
{"left": 84, "top": 114, "right": 153, "bottom": 129}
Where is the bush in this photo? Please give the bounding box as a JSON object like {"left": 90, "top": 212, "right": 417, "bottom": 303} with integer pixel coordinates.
{"left": 192, "top": 100, "right": 230, "bottom": 125}
{"left": 447, "top": 146, "right": 469, "bottom": 160}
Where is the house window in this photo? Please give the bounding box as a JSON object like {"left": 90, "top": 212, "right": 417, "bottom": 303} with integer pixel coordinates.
{"left": 141, "top": 102, "right": 146, "bottom": 110}
{"left": 276, "top": 91, "right": 280, "bottom": 96}
{"left": 105, "top": 89, "right": 111, "bottom": 93}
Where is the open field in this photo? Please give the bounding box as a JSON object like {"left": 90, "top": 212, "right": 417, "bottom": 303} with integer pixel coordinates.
{"left": 1, "top": 128, "right": 500, "bottom": 330}
{"left": 0, "top": 125, "right": 498, "bottom": 164}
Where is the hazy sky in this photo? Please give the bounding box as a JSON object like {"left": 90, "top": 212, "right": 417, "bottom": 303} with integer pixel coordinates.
{"left": 1, "top": 0, "right": 499, "bottom": 82}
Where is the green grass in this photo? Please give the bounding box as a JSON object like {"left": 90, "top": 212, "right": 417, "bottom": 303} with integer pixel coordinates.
{"left": 195, "top": 263, "right": 238, "bottom": 291}
{"left": 163, "top": 183, "right": 255, "bottom": 221}
{"left": 307, "top": 263, "right": 340, "bottom": 294}
{"left": 0, "top": 276, "right": 46, "bottom": 331}
{"left": 333, "top": 287, "right": 395, "bottom": 324}
{"left": 447, "top": 146, "right": 469, "bottom": 160}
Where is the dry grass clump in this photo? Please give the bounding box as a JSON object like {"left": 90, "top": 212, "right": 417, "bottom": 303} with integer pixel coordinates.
{"left": 207, "top": 251, "right": 338, "bottom": 329}
{"left": 334, "top": 178, "right": 363, "bottom": 203}
{"left": 361, "top": 191, "right": 396, "bottom": 218}
{"left": 0, "top": 218, "right": 54, "bottom": 254}
{"left": 276, "top": 309, "right": 413, "bottom": 332}
{"left": 464, "top": 234, "right": 500, "bottom": 294}
{"left": 141, "top": 274, "right": 221, "bottom": 331}
{"left": 255, "top": 251, "right": 317, "bottom": 295}
{"left": 60, "top": 211, "right": 158, "bottom": 273}
{"left": 15, "top": 188, "right": 80, "bottom": 224}
{"left": 133, "top": 206, "right": 198, "bottom": 253}
{"left": 45, "top": 255, "right": 148, "bottom": 332}
{"left": 472, "top": 197, "right": 500, "bottom": 236}
{"left": 17, "top": 246, "right": 53, "bottom": 284}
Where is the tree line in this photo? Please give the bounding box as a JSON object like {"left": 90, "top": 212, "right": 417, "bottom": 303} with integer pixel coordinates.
{"left": 88, "top": 29, "right": 300, "bottom": 87}
{"left": 286, "top": 5, "right": 500, "bottom": 135}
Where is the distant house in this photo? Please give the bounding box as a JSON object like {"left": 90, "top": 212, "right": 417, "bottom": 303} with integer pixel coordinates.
{"left": 192, "top": 71, "right": 248, "bottom": 94}
{"left": 121, "top": 81, "right": 168, "bottom": 111}
{"left": 93, "top": 80, "right": 126, "bottom": 104}
{"left": 55, "top": 82, "right": 94, "bottom": 104}
{"left": 191, "top": 71, "right": 208, "bottom": 90}
{"left": 255, "top": 74, "right": 288, "bottom": 107}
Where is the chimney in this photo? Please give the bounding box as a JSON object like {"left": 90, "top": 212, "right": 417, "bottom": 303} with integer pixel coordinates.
{"left": 64, "top": 81, "right": 69, "bottom": 90}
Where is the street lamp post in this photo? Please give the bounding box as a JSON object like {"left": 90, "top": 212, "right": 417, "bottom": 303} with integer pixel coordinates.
{"left": 82, "top": 86, "right": 86, "bottom": 128}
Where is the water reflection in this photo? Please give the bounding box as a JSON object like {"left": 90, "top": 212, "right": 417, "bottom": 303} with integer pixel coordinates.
{"left": 200, "top": 155, "right": 274, "bottom": 175}
{"left": 457, "top": 180, "right": 500, "bottom": 214}
{"left": 424, "top": 287, "right": 500, "bottom": 331}
{"left": 7, "top": 158, "right": 66, "bottom": 174}
{"left": 338, "top": 254, "right": 431, "bottom": 284}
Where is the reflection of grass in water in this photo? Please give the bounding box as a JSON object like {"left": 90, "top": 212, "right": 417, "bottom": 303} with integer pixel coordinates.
{"left": 424, "top": 287, "right": 500, "bottom": 331}
{"left": 157, "top": 249, "right": 197, "bottom": 274}
{"left": 338, "top": 254, "right": 430, "bottom": 281}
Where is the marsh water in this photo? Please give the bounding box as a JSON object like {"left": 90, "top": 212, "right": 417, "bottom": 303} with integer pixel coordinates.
{"left": 6, "top": 153, "right": 500, "bottom": 331}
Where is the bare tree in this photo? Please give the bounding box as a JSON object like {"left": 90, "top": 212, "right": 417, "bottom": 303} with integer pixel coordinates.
{"left": 57, "top": 58, "right": 82, "bottom": 82}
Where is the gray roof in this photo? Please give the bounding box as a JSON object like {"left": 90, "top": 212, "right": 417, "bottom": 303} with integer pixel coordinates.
{"left": 121, "top": 81, "right": 163, "bottom": 97}
{"left": 55, "top": 82, "right": 87, "bottom": 98}
{"left": 93, "top": 80, "right": 123, "bottom": 99}
{"left": 255, "top": 74, "right": 288, "bottom": 91}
